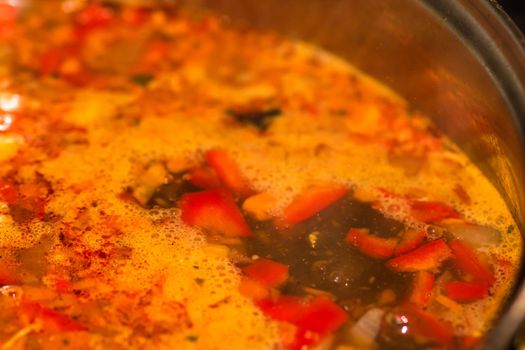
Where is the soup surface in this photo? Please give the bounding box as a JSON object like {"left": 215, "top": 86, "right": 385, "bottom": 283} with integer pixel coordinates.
{"left": 0, "top": 1, "right": 522, "bottom": 349}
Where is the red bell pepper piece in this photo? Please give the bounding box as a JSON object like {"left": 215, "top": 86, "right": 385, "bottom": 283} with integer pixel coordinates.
{"left": 243, "top": 258, "right": 289, "bottom": 288}
{"left": 258, "top": 296, "right": 348, "bottom": 335}
{"left": 444, "top": 281, "right": 488, "bottom": 303}
{"left": 410, "top": 201, "right": 460, "bottom": 223}
{"left": 394, "top": 229, "right": 426, "bottom": 256}
{"left": 205, "top": 149, "right": 253, "bottom": 197}
{"left": 409, "top": 271, "right": 435, "bottom": 306}
{"left": 345, "top": 228, "right": 398, "bottom": 259}
{"left": 258, "top": 296, "right": 348, "bottom": 350}
{"left": 279, "top": 185, "right": 348, "bottom": 227}
{"left": 385, "top": 239, "right": 451, "bottom": 272}
{"left": 187, "top": 166, "right": 223, "bottom": 190}
{"left": 449, "top": 240, "right": 495, "bottom": 286}
{"left": 293, "top": 297, "right": 348, "bottom": 336}
{"left": 256, "top": 296, "right": 304, "bottom": 322}
{"left": 401, "top": 304, "right": 455, "bottom": 345}
{"left": 179, "top": 190, "right": 251, "bottom": 237}
{"left": 20, "top": 302, "right": 86, "bottom": 332}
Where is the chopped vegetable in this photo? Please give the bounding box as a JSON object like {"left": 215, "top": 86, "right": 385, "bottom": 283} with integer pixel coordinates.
{"left": 444, "top": 281, "right": 488, "bottom": 303}
{"left": 401, "top": 304, "right": 455, "bottom": 345}
{"left": 394, "top": 229, "right": 426, "bottom": 256}
{"left": 278, "top": 184, "right": 348, "bottom": 227}
{"left": 410, "top": 201, "right": 460, "bottom": 223}
{"left": 442, "top": 220, "right": 500, "bottom": 248}
{"left": 243, "top": 258, "right": 289, "bottom": 288}
{"left": 409, "top": 271, "right": 435, "bottom": 306}
{"left": 449, "top": 240, "right": 495, "bottom": 286}
{"left": 348, "top": 308, "right": 384, "bottom": 346}
{"left": 385, "top": 239, "right": 451, "bottom": 272}
{"left": 258, "top": 296, "right": 348, "bottom": 335}
{"left": 345, "top": 228, "right": 397, "bottom": 259}
{"left": 238, "top": 277, "right": 270, "bottom": 300}
{"left": 187, "top": 166, "right": 223, "bottom": 190}
{"left": 179, "top": 190, "right": 252, "bottom": 237}
{"left": 242, "top": 192, "right": 277, "bottom": 221}
{"left": 205, "top": 149, "right": 253, "bottom": 197}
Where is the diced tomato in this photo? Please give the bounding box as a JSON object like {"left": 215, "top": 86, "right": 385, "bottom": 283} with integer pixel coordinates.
{"left": 0, "top": 181, "right": 18, "bottom": 204}
{"left": 243, "top": 258, "right": 289, "bottom": 288}
{"left": 409, "top": 271, "right": 435, "bottom": 306}
{"left": 257, "top": 296, "right": 348, "bottom": 336}
{"left": 385, "top": 239, "right": 451, "bottom": 272}
{"left": 345, "top": 228, "right": 397, "bottom": 259}
{"left": 394, "top": 229, "right": 426, "bottom": 256}
{"left": 410, "top": 201, "right": 460, "bottom": 223}
{"left": 449, "top": 240, "right": 495, "bottom": 286}
{"left": 444, "top": 281, "right": 488, "bottom": 303}
{"left": 20, "top": 302, "right": 86, "bottom": 332}
{"left": 205, "top": 149, "right": 252, "bottom": 197}
{"left": 401, "top": 304, "right": 455, "bottom": 345}
{"left": 179, "top": 190, "right": 251, "bottom": 237}
{"left": 278, "top": 184, "right": 348, "bottom": 227}
{"left": 187, "top": 166, "right": 223, "bottom": 190}
{"left": 238, "top": 276, "right": 269, "bottom": 300}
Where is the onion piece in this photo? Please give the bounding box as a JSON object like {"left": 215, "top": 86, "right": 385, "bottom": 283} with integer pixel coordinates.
{"left": 349, "top": 308, "right": 384, "bottom": 346}
{"left": 441, "top": 219, "right": 500, "bottom": 247}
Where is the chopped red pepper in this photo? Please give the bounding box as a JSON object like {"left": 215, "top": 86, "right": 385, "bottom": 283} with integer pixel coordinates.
{"left": 394, "top": 229, "right": 426, "bottom": 256}
{"left": 278, "top": 184, "right": 348, "bottom": 227}
{"left": 345, "top": 228, "right": 398, "bottom": 259}
{"left": 385, "top": 239, "right": 451, "bottom": 272}
{"left": 187, "top": 166, "right": 223, "bottom": 190}
{"left": 179, "top": 190, "right": 251, "bottom": 237}
{"left": 20, "top": 302, "right": 86, "bottom": 332}
{"left": 449, "top": 240, "right": 495, "bottom": 286}
{"left": 257, "top": 295, "right": 348, "bottom": 348}
{"left": 444, "top": 281, "right": 488, "bottom": 303}
{"left": 401, "top": 304, "right": 455, "bottom": 345}
{"left": 409, "top": 271, "right": 435, "bottom": 306}
{"left": 205, "top": 149, "right": 253, "bottom": 197}
{"left": 410, "top": 201, "right": 460, "bottom": 223}
{"left": 243, "top": 258, "right": 289, "bottom": 288}
{"left": 293, "top": 297, "right": 348, "bottom": 336}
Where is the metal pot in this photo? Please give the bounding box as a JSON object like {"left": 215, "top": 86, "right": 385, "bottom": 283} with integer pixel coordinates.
{"left": 187, "top": 1, "right": 525, "bottom": 349}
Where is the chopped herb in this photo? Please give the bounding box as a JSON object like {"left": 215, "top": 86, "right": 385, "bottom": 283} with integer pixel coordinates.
{"left": 507, "top": 225, "right": 515, "bottom": 234}
{"left": 186, "top": 335, "right": 199, "bottom": 342}
{"left": 194, "top": 277, "right": 205, "bottom": 285}
{"left": 131, "top": 74, "right": 154, "bottom": 86}
{"left": 62, "top": 338, "right": 70, "bottom": 346}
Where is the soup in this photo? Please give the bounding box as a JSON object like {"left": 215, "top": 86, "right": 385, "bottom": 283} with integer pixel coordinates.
{"left": 0, "top": 1, "right": 521, "bottom": 349}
